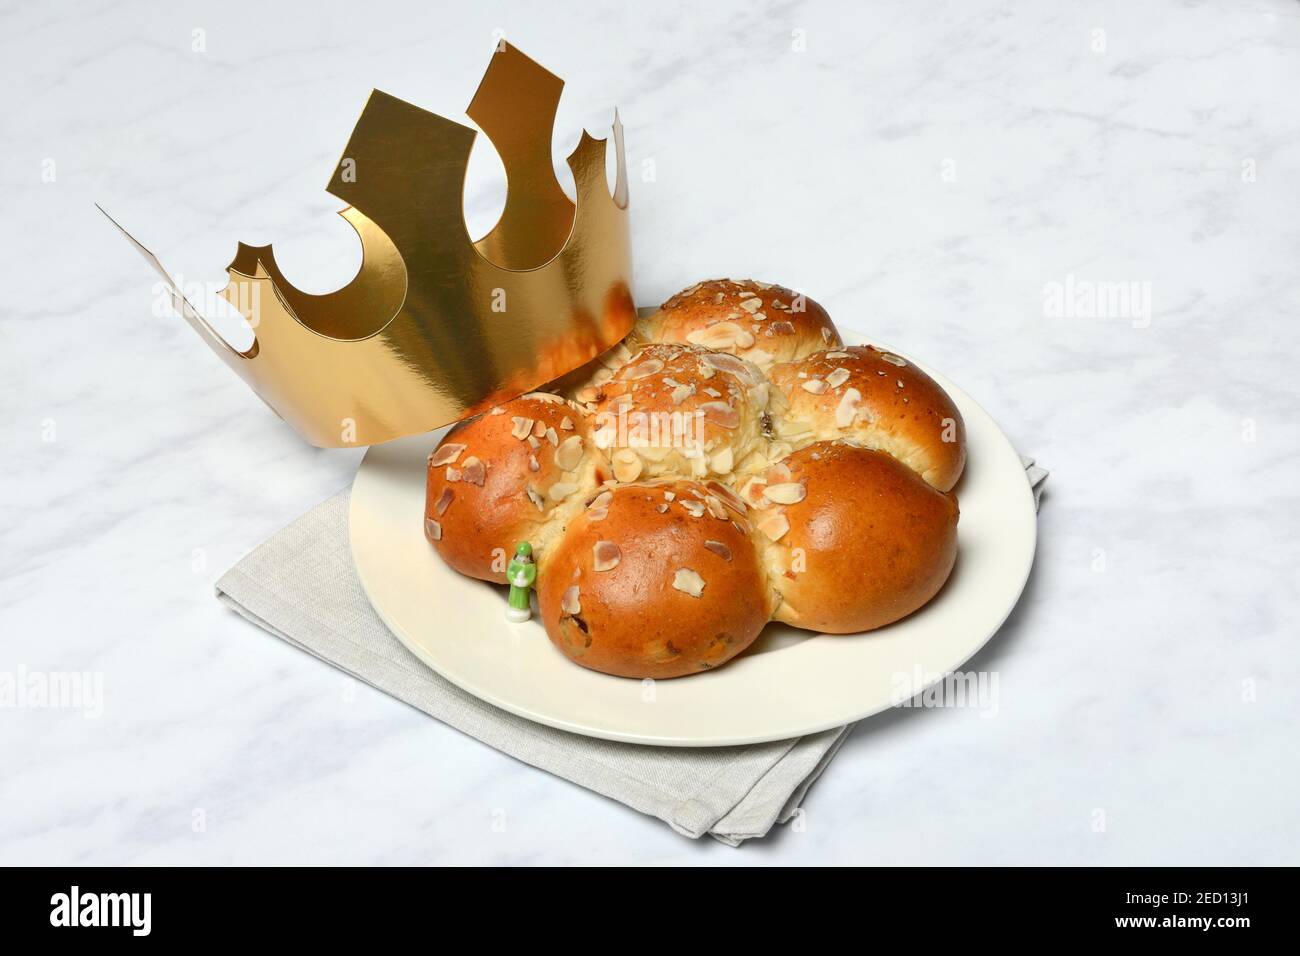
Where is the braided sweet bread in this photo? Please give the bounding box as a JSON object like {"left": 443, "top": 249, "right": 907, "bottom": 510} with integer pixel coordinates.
{"left": 424, "top": 279, "right": 965, "bottom": 679}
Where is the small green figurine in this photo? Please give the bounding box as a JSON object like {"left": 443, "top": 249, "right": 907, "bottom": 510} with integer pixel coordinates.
{"left": 505, "top": 541, "right": 537, "bottom": 622}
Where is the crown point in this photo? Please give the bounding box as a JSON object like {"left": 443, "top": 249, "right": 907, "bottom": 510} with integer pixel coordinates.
{"left": 110, "top": 49, "right": 634, "bottom": 447}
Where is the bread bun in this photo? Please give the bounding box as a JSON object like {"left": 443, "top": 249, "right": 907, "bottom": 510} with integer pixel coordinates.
{"left": 740, "top": 441, "right": 958, "bottom": 634}
{"left": 590, "top": 343, "right": 779, "bottom": 481}
{"left": 767, "top": 345, "right": 966, "bottom": 491}
{"left": 537, "top": 479, "right": 769, "bottom": 678}
{"left": 634, "top": 279, "right": 841, "bottom": 371}
{"left": 424, "top": 280, "right": 972, "bottom": 678}
{"left": 424, "top": 393, "right": 604, "bottom": 582}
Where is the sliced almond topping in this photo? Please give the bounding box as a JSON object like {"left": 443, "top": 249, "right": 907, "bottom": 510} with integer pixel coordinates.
{"left": 445, "top": 466, "right": 461, "bottom": 482}
{"left": 510, "top": 416, "right": 534, "bottom": 440}
{"left": 879, "top": 351, "right": 907, "bottom": 366}
{"left": 655, "top": 503, "right": 668, "bottom": 513}
{"left": 764, "top": 482, "right": 806, "bottom": 505}
{"left": 435, "top": 488, "right": 454, "bottom": 516}
{"left": 767, "top": 461, "right": 793, "bottom": 483}
{"left": 461, "top": 456, "right": 486, "bottom": 486}
{"left": 527, "top": 435, "right": 541, "bottom": 449}
{"left": 523, "top": 391, "right": 566, "bottom": 404}
{"left": 738, "top": 297, "right": 762, "bottom": 313}
{"left": 757, "top": 512, "right": 790, "bottom": 542}
{"left": 709, "top": 446, "right": 734, "bottom": 474}
{"left": 769, "top": 320, "right": 795, "bottom": 336}
{"left": 705, "top": 480, "right": 747, "bottom": 515}
{"left": 559, "top": 416, "right": 574, "bottom": 431}
{"left": 490, "top": 406, "right": 505, "bottom": 415}
{"left": 704, "top": 495, "right": 728, "bottom": 519}
{"left": 801, "top": 378, "right": 828, "bottom": 394}
{"left": 826, "top": 368, "right": 850, "bottom": 388}
{"left": 588, "top": 490, "right": 614, "bottom": 511}
{"left": 555, "top": 434, "right": 584, "bottom": 471}
{"left": 820, "top": 327, "right": 834, "bottom": 343}
{"left": 704, "top": 540, "right": 733, "bottom": 561}
{"left": 625, "top": 356, "right": 665, "bottom": 380}
{"left": 526, "top": 487, "right": 545, "bottom": 512}
{"left": 428, "top": 443, "right": 466, "bottom": 467}
{"left": 735, "top": 329, "right": 756, "bottom": 349}
{"left": 739, "top": 476, "right": 768, "bottom": 507}
{"left": 680, "top": 500, "right": 706, "bottom": 518}
{"left": 701, "top": 351, "right": 751, "bottom": 378}
{"left": 532, "top": 419, "right": 547, "bottom": 438}
{"left": 604, "top": 342, "right": 632, "bottom": 368}
{"left": 611, "top": 448, "right": 643, "bottom": 483}
{"left": 826, "top": 350, "right": 852, "bottom": 359}
{"left": 545, "top": 426, "right": 559, "bottom": 446}
{"left": 672, "top": 568, "right": 706, "bottom": 597}
{"left": 561, "top": 586, "right": 581, "bottom": 615}
{"left": 687, "top": 321, "right": 745, "bottom": 350}
{"left": 835, "top": 387, "right": 862, "bottom": 428}
{"left": 593, "top": 540, "right": 621, "bottom": 572}
{"left": 670, "top": 383, "right": 694, "bottom": 405}
{"left": 548, "top": 481, "right": 579, "bottom": 502}
{"left": 700, "top": 401, "right": 740, "bottom": 429}
{"left": 528, "top": 454, "right": 540, "bottom": 472}
{"left": 425, "top": 517, "right": 442, "bottom": 541}
{"left": 663, "top": 490, "right": 676, "bottom": 502}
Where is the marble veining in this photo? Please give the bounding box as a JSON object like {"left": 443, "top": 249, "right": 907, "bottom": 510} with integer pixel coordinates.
{"left": 0, "top": 0, "right": 1297, "bottom": 863}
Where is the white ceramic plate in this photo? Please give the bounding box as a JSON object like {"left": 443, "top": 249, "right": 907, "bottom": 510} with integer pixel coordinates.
{"left": 350, "top": 330, "right": 1037, "bottom": 746}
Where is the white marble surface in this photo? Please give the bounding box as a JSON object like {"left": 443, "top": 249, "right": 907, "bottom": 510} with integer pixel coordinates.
{"left": 2, "top": 0, "right": 1298, "bottom": 864}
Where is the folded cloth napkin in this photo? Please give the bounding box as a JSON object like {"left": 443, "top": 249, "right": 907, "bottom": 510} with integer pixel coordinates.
{"left": 216, "top": 457, "right": 1047, "bottom": 845}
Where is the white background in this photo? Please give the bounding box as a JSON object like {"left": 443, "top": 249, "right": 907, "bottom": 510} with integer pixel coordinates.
{"left": 1, "top": 0, "right": 1297, "bottom": 863}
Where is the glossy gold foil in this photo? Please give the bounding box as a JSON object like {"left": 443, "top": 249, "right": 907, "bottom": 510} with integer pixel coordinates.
{"left": 103, "top": 45, "right": 634, "bottom": 447}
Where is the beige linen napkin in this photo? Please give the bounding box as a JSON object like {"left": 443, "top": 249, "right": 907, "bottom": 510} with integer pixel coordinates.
{"left": 216, "top": 458, "right": 1047, "bottom": 845}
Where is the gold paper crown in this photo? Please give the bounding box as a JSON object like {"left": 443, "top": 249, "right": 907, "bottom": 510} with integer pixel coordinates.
{"left": 103, "top": 45, "right": 634, "bottom": 447}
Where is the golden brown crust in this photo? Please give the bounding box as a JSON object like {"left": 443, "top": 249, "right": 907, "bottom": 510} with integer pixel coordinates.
{"left": 742, "top": 441, "right": 958, "bottom": 634}
{"left": 536, "top": 480, "right": 769, "bottom": 678}
{"left": 635, "top": 279, "right": 841, "bottom": 371}
{"left": 424, "top": 279, "right": 970, "bottom": 677}
{"left": 423, "top": 394, "right": 605, "bottom": 582}
{"left": 591, "top": 342, "right": 775, "bottom": 482}
{"left": 767, "top": 345, "right": 966, "bottom": 492}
